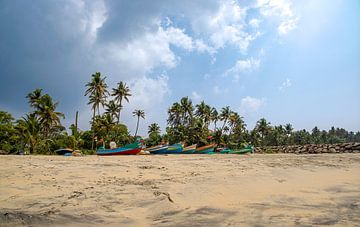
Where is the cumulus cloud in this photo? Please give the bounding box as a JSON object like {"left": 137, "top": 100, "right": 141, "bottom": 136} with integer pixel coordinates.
{"left": 239, "top": 96, "right": 266, "bottom": 114}
{"left": 0, "top": 0, "right": 299, "bottom": 134}
{"left": 224, "top": 58, "right": 261, "bottom": 81}
{"left": 256, "top": 0, "right": 298, "bottom": 35}
{"left": 249, "top": 18, "right": 261, "bottom": 28}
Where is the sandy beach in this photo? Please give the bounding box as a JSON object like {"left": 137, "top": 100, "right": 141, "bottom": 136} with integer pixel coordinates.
{"left": 1, "top": 154, "right": 359, "bottom": 226}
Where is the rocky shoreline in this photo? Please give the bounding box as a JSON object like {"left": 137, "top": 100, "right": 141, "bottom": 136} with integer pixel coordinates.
{"left": 254, "top": 142, "right": 360, "bottom": 154}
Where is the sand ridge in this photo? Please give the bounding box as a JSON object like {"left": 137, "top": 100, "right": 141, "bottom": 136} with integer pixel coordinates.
{"left": 0, "top": 154, "right": 359, "bottom": 226}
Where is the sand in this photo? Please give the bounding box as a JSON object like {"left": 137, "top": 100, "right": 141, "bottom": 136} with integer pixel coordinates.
{"left": 0, "top": 154, "right": 359, "bottom": 226}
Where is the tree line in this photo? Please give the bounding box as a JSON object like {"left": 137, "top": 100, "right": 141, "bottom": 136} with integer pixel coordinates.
{"left": 0, "top": 72, "right": 359, "bottom": 154}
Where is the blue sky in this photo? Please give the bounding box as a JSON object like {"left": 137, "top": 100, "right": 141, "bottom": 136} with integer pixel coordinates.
{"left": 0, "top": 0, "right": 359, "bottom": 136}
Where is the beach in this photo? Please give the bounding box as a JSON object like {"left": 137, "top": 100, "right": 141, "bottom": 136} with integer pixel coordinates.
{"left": 1, "top": 154, "right": 359, "bottom": 226}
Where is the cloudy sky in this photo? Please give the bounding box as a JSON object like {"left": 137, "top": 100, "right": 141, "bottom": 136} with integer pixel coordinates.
{"left": 0, "top": 0, "right": 359, "bottom": 135}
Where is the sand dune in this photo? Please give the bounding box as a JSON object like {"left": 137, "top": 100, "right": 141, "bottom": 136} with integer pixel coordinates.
{"left": 1, "top": 154, "right": 359, "bottom": 226}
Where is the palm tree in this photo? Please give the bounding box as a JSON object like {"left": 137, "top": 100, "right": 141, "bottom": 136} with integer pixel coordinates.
{"left": 168, "top": 102, "right": 183, "bottom": 127}
{"left": 195, "top": 101, "right": 211, "bottom": 127}
{"left": 85, "top": 72, "right": 109, "bottom": 119}
{"left": 35, "top": 94, "right": 65, "bottom": 138}
{"left": 133, "top": 109, "right": 145, "bottom": 137}
{"left": 180, "top": 97, "right": 193, "bottom": 125}
{"left": 219, "top": 106, "right": 231, "bottom": 132}
{"left": 85, "top": 72, "right": 108, "bottom": 150}
{"left": 148, "top": 123, "right": 161, "bottom": 135}
{"left": 105, "top": 100, "right": 120, "bottom": 120}
{"left": 16, "top": 114, "right": 41, "bottom": 154}
{"left": 210, "top": 107, "right": 218, "bottom": 130}
{"left": 254, "top": 118, "right": 271, "bottom": 145}
{"left": 26, "top": 89, "right": 43, "bottom": 109}
{"left": 112, "top": 81, "right": 131, "bottom": 124}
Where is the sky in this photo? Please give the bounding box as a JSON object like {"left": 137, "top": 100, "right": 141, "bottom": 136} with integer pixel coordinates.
{"left": 0, "top": 0, "right": 359, "bottom": 136}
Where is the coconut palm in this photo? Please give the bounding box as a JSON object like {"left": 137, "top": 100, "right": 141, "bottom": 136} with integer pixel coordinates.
{"left": 195, "top": 101, "right": 211, "bottom": 127}
{"left": 180, "top": 97, "right": 193, "bottom": 125}
{"left": 105, "top": 100, "right": 120, "bottom": 120}
{"left": 210, "top": 107, "right": 218, "bottom": 130}
{"left": 168, "top": 102, "right": 183, "bottom": 127}
{"left": 133, "top": 109, "right": 145, "bottom": 137}
{"left": 26, "top": 89, "right": 43, "bottom": 109}
{"left": 85, "top": 72, "right": 108, "bottom": 150}
{"left": 112, "top": 81, "right": 131, "bottom": 124}
{"left": 85, "top": 72, "right": 109, "bottom": 119}
{"left": 219, "top": 106, "right": 231, "bottom": 132}
{"left": 16, "top": 114, "right": 41, "bottom": 154}
{"left": 35, "top": 94, "right": 65, "bottom": 138}
{"left": 148, "top": 123, "right": 161, "bottom": 135}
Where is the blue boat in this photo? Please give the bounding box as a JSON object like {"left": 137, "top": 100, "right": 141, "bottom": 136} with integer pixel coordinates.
{"left": 194, "top": 144, "right": 216, "bottom": 154}
{"left": 96, "top": 142, "right": 142, "bottom": 156}
{"left": 165, "top": 143, "right": 183, "bottom": 154}
{"left": 146, "top": 144, "right": 168, "bottom": 154}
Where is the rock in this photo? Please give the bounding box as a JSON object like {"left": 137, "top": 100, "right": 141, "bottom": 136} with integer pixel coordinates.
{"left": 353, "top": 150, "right": 360, "bottom": 153}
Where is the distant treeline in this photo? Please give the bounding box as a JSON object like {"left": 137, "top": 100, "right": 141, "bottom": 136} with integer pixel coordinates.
{"left": 0, "top": 72, "right": 359, "bottom": 154}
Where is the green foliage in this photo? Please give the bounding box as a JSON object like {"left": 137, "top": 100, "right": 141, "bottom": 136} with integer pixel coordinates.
{"left": 2, "top": 85, "right": 360, "bottom": 156}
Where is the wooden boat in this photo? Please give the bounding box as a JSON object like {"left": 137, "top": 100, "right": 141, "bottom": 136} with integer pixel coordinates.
{"left": 194, "top": 144, "right": 216, "bottom": 154}
{"left": 55, "top": 148, "right": 73, "bottom": 155}
{"left": 227, "top": 145, "right": 254, "bottom": 154}
{"left": 145, "top": 144, "right": 168, "bottom": 154}
{"left": 182, "top": 144, "right": 197, "bottom": 154}
{"left": 165, "top": 143, "right": 183, "bottom": 154}
{"left": 96, "top": 141, "right": 142, "bottom": 156}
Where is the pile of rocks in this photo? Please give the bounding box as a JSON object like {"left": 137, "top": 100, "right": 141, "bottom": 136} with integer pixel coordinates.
{"left": 254, "top": 142, "right": 360, "bottom": 154}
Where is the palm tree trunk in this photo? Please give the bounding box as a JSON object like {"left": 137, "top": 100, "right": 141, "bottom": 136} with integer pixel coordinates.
{"left": 221, "top": 119, "right": 227, "bottom": 133}
{"left": 117, "top": 100, "right": 122, "bottom": 124}
{"left": 91, "top": 107, "right": 96, "bottom": 150}
{"left": 134, "top": 116, "right": 140, "bottom": 137}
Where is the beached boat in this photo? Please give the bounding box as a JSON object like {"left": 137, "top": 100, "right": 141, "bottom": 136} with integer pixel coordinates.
{"left": 227, "top": 145, "right": 254, "bottom": 154}
{"left": 55, "top": 148, "right": 73, "bottom": 155}
{"left": 96, "top": 141, "right": 142, "bottom": 155}
{"left": 166, "top": 143, "right": 183, "bottom": 154}
{"left": 145, "top": 144, "right": 168, "bottom": 154}
{"left": 194, "top": 144, "right": 216, "bottom": 154}
{"left": 182, "top": 144, "right": 197, "bottom": 154}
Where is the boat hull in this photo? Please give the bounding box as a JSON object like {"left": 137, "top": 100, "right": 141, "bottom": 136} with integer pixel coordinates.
{"left": 228, "top": 148, "right": 253, "bottom": 154}
{"left": 149, "top": 146, "right": 169, "bottom": 154}
{"left": 165, "top": 144, "right": 183, "bottom": 154}
{"left": 96, "top": 147, "right": 141, "bottom": 155}
{"left": 182, "top": 144, "right": 197, "bottom": 154}
{"left": 194, "top": 144, "right": 216, "bottom": 154}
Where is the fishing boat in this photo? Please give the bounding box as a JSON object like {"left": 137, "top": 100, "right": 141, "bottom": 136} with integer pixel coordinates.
{"left": 165, "top": 143, "right": 183, "bottom": 154}
{"left": 96, "top": 141, "right": 142, "bottom": 155}
{"left": 145, "top": 144, "right": 168, "bottom": 154}
{"left": 182, "top": 144, "right": 197, "bottom": 154}
{"left": 227, "top": 145, "right": 254, "bottom": 154}
{"left": 194, "top": 144, "right": 216, "bottom": 154}
{"left": 55, "top": 148, "right": 73, "bottom": 155}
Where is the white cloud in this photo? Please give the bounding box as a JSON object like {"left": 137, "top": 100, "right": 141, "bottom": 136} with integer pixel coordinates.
{"left": 249, "top": 18, "right": 261, "bottom": 28}
{"left": 194, "top": 39, "right": 216, "bottom": 55}
{"left": 240, "top": 96, "right": 266, "bottom": 114}
{"left": 190, "top": 0, "right": 259, "bottom": 53}
{"left": 256, "top": 0, "right": 298, "bottom": 35}
{"left": 224, "top": 58, "right": 261, "bottom": 81}
{"left": 191, "top": 91, "right": 202, "bottom": 102}
{"left": 279, "top": 78, "right": 292, "bottom": 90}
